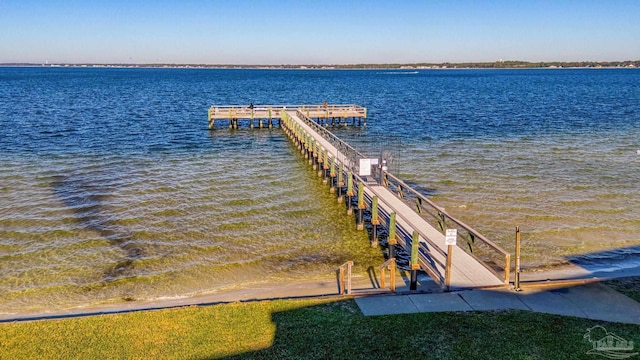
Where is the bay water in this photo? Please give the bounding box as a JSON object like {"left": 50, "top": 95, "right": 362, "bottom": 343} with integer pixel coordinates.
{"left": 1, "top": 67, "right": 638, "bottom": 314}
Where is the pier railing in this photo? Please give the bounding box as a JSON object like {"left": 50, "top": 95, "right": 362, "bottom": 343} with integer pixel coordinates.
{"left": 381, "top": 172, "right": 511, "bottom": 284}
{"left": 364, "top": 189, "right": 448, "bottom": 285}
{"left": 208, "top": 104, "right": 366, "bottom": 120}
{"left": 292, "top": 110, "right": 448, "bottom": 284}
{"left": 294, "top": 109, "right": 363, "bottom": 172}
{"left": 378, "top": 258, "right": 397, "bottom": 292}
{"left": 282, "top": 109, "right": 509, "bottom": 288}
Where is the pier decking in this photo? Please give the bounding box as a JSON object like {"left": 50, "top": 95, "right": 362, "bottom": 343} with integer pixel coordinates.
{"left": 209, "top": 104, "right": 510, "bottom": 290}
{"left": 208, "top": 104, "right": 366, "bottom": 129}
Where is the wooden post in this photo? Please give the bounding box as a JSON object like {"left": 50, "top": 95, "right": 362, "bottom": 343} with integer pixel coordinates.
{"left": 410, "top": 230, "right": 420, "bottom": 290}
{"left": 322, "top": 151, "right": 329, "bottom": 184}
{"left": 357, "top": 182, "right": 365, "bottom": 230}
{"left": 347, "top": 261, "right": 352, "bottom": 294}
{"left": 346, "top": 172, "right": 354, "bottom": 215}
{"left": 338, "top": 261, "right": 353, "bottom": 295}
{"left": 312, "top": 142, "right": 318, "bottom": 169}
{"left": 388, "top": 212, "right": 397, "bottom": 259}
{"left": 337, "top": 163, "right": 344, "bottom": 203}
{"left": 445, "top": 244, "right": 453, "bottom": 291}
{"left": 300, "top": 133, "right": 305, "bottom": 154}
{"left": 208, "top": 108, "right": 214, "bottom": 129}
{"left": 390, "top": 258, "right": 396, "bottom": 292}
{"left": 380, "top": 258, "right": 397, "bottom": 292}
{"left": 329, "top": 157, "right": 336, "bottom": 193}
{"left": 515, "top": 226, "right": 521, "bottom": 291}
{"left": 371, "top": 196, "right": 379, "bottom": 247}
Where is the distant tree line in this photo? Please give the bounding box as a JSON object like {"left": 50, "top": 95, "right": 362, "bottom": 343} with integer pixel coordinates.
{"left": 334, "top": 60, "right": 639, "bottom": 69}
{"left": 3, "top": 60, "right": 639, "bottom": 69}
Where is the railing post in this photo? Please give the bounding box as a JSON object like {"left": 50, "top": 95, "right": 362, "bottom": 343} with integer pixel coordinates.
{"left": 347, "top": 261, "right": 352, "bottom": 294}
{"left": 410, "top": 231, "right": 419, "bottom": 290}
{"left": 339, "top": 261, "right": 353, "bottom": 295}
{"left": 313, "top": 143, "right": 320, "bottom": 170}
{"left": 371, "top": 196, "right": 379, "bottom": 247}
{"left": 337, "top": 162, "right": 344, "bottom": 203}
{"left": 505, "top": 253, "right": 511, "bottom": 286}
{"left": 445, "top": 244, "right": 453, "bottom": 291}
{"left": 388, "top": 212, "right": 397, "bottom": 259}
{"left": 390, "top": 258, "right": 396, "bottom": 292}
{"left": 322, "top": 151, "right": 329, "bottom": 184}
{"left": 514, "top": 226, "right": 521, "bottom": 291}
{"left": 357, "top": 182, "right": 365, "bottom": 230}
{"left": 208, "top": 107, "right": 214, "bottom": 129}
{"left": 329, "top": 156, "right": 336, "bottom": 193}
{"left": 378, "top": 258, "right": 396, "bottom": 293}
{"left": 346, "top": 172, "right": 354, "bottom": 215}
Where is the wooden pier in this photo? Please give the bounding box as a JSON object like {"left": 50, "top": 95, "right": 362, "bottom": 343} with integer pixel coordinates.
{"left": 209, "top": 104, "right": 510, "bottom": 290}
{"left": 208, "top": 104, "right": 366, "bottom": 129}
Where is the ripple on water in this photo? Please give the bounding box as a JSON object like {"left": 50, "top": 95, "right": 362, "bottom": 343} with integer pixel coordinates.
{"left": 1, "top": 67, "right": 639, "bottom": 313}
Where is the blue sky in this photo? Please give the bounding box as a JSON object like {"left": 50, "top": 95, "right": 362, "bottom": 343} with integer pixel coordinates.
{"left": 1, "top": 0, "right": 638, "bottom": 64}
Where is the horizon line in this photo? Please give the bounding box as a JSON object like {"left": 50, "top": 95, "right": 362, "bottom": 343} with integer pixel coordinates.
{"left": 2, "top": 59, "right": 640, "bottom": 67}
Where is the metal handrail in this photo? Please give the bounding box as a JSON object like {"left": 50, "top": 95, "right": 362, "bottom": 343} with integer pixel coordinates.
{"left": 294, "top": 110, "right": 365, "bottom": 171}
{"left": 382, "top": 171, "right": 511, "bottom": 284}
{"left": 282, "top": 110, "right": 508, "bottom": 286}
{"left": 360, "top": 186, "right": 446, "bottom": 285}
{"left": 284, "top": 110, "right": 447, "bottom": 285}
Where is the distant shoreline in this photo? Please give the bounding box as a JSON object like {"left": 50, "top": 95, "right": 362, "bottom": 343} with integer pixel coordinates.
{"left": 1, "top": 60, "right": 638, "bottom": 70}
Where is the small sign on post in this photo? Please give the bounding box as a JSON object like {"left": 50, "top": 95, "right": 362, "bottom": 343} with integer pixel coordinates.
{"left": 358, "top": 158, "right": 371, "bottom": 176}
{"left": 445, "top": 229, "right": 456, "bottom": 290}
{"left": 445, "top": 229, "right": 457, "bottom": 245}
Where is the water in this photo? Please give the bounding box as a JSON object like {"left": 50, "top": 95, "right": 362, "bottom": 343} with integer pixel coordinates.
{"left": 1, "top": 67, "right": 639, "bottom": 314}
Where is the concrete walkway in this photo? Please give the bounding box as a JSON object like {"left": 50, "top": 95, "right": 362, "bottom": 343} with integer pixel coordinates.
{"left": 355, "top": 282, "right": 640, "bottom": 325}
{"left": 4, "top": 270, "right": 640, "bottom": 325}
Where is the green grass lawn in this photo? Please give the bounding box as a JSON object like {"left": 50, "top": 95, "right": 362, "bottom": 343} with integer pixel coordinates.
{"left": 1, "top": 292, "right": 639, "bottom": 360}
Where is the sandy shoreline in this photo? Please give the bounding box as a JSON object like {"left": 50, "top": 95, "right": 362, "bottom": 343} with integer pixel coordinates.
{"left": 3, "top": 261, "right": 640, "bottom": 323}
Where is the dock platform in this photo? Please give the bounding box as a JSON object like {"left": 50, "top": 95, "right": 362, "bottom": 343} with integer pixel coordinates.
{"left": 208, "top": 104, "right": 366, "bottom": 129}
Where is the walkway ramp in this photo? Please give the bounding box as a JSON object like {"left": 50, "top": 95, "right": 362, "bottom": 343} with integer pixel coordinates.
{"left": 285, "top": 110, "right": 505, "bottom": 289}
{"left": 366, "top": 185, "right": 504, "bottom": 288}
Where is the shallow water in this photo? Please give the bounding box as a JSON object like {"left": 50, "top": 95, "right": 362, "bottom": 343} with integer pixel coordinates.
{"left": 1, "top": 67, "right": 639, "bottom": 313}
